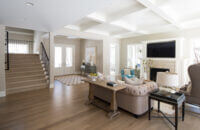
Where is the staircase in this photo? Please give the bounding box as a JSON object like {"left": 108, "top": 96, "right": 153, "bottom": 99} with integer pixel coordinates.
{"left": 6, "top": 54, "right": 49, "bottom": 95}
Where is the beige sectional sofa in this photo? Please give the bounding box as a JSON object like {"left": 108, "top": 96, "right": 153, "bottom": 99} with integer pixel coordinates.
{"left": 93, "top": 81, "right": 158, "bottom": 117}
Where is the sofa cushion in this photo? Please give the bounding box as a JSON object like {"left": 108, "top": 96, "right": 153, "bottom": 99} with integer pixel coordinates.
{"left": 121, "top": 81, "right": 158, "bottom": 96}
{"left": 124, "top": 77, "right": 144, "bottom": 85}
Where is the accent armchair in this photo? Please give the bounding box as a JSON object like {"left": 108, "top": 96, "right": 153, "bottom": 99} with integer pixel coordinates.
{"left": 121, "top": 69, "right": 135, "bottom": 80}
{"left": 180, "top": 63, "right": 200, "bottom": 106}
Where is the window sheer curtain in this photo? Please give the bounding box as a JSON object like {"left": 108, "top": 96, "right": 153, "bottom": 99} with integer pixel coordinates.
{"left": 8, "top": 39, "right": 33, "bottom": 54}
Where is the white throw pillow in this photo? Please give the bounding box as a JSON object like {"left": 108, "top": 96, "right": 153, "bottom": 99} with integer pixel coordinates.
{"left": 124, "top": 77, "right": 144, "bottom": 85}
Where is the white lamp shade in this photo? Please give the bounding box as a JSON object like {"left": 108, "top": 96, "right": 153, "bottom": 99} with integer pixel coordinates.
{"left": 156, "top": 72, "right": 179, "bottom": 88}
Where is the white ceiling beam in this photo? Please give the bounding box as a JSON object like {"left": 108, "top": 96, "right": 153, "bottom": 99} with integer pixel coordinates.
{"left": 83, "top": 8, "right": 151, "bottom": 34}
{"left": 136, "top": 0, "right": 181, "bottom": 29}
{"left": 107, "top": 7, "right": 149, "bottom": 22}
{"left": 86, "top": 16, "right": 135, "bottom": 32}
{"left": 86, "top": 8, "right": 149, "bottom": 32}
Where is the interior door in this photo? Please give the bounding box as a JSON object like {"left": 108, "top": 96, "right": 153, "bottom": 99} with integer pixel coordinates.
{"left": 54, "top": 45, "right": 75, "bottom": 76}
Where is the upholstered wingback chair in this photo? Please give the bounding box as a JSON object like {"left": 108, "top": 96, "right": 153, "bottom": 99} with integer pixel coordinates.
{"left": 121, "top": 69, "right": 135, "bottom": 80}
{"left": 181, "top": 63, "right": 200, "bottom": 105}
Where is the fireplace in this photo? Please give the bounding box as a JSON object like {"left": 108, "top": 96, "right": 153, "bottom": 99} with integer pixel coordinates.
{"left": 150, "top": 68, "right": 169, "bottom": 81}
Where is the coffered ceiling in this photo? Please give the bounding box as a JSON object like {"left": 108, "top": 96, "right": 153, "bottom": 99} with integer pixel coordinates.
{"left": 65, "top": 0, "right": 200, "bottom": 38}
{"left": 0, "top": 0, "right": 118, "bottom": 31}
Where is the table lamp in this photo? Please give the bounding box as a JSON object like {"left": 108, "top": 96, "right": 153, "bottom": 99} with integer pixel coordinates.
{"left": 156, "top": 72, "right": 179, "bottom": 93}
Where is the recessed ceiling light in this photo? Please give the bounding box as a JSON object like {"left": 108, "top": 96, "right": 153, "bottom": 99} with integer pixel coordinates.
{"left": 25, "top": 2, "right": 34, "bottom": 6}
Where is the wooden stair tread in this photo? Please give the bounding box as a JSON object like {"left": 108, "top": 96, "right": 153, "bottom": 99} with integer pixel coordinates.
{"left": 7, "top": 84, "right": 48, "bottom": 95}
{"left": 6, "top": 54, "right": 48, "bottom": 95}
{"left": 7, "top": 78, "right": 47, "bottom": 85}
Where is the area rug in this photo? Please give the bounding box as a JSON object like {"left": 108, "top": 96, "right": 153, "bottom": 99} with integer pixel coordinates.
{"left": 55, "top": 75, "right": 85, "bottom": 86}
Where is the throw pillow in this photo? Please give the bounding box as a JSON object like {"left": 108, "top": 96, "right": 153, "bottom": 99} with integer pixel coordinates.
{"left": 124, "top": 77, "right": 144, "bottom": 85}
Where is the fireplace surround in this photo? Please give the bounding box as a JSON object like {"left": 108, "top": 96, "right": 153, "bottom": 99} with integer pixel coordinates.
{"left": 150, "top": 68, "right": 170, "bottom": 81}
{"left": 147, "top": 59, "right": 176, "bottom": 81}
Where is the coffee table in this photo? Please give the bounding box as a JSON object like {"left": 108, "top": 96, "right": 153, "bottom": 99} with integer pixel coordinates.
{"left": 149, "top": 90, "right": 185, "bottom": 130}
{"left": 83, "top": 78, "right": 126, "bottom": 119}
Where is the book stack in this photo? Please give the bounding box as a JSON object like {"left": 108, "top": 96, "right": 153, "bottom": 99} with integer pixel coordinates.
{"left": 107, "top": 81, "right": 118, "bottom": 87}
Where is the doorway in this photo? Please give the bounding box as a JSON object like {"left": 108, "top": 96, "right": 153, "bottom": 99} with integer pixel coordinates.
{"left": 54, "top": 45, "right": 75, "bottom": 76}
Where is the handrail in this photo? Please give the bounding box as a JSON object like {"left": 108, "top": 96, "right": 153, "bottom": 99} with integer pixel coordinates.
{"left": 41, "top": 42, "right": 49, "bottom": 61}
{"left": 40, "top": 42, "right": 49, "bottom": 76}
{"left": 5, "top": 31, "right": 9, "bottom": 70}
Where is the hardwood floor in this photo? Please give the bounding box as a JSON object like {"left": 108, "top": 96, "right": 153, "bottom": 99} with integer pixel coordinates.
{"left": 0, "top": 80, "right": 200, "bottom": 130}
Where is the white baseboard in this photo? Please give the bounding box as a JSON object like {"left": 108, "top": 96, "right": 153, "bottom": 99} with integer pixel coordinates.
{"left": 0, "top": 91, "right": 6, "bottom": 97}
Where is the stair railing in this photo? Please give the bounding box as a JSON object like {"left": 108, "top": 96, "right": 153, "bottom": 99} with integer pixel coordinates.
{"left": 40, "top": 42, "right": 49, "bottom": 76}
{"left": 5, "top": 31, "right": 9, "bottom": 70}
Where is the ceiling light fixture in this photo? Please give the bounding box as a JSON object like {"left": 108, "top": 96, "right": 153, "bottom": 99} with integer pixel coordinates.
{"left": 25, "top": 2, "right": 34, "bottom": 6}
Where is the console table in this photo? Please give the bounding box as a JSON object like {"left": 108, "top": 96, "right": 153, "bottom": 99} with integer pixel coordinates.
{"left": 83, "top": 79, "right": 126, "bottom": 119}
{"left": 149, "top": 90, "right": 185, "bottom": 130}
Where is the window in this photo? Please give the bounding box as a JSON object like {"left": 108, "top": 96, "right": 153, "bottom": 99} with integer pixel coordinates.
{"left": 127, "top": 45, "right": 136, "bottom": 68}
{"left": 55, "top": 47, "right": 62, "bottom": 68}
{"left": 192, "top": 39, "right": 200, "bottom": 63}
{"left": 110, "top": 44, "right": 116, "bottom": 75}
{"left": 9, "top": 43, "right": 29, "bottom": 54}
{"left": 66, "top": 47, "right": 72, "bottom": 67}
{"left": 127, "top": 44, "right": 142, "bottom": 68}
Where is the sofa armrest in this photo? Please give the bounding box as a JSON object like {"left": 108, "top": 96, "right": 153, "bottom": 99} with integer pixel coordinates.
{"left": 179, "top": 82, "right": 191, "bottom": 96}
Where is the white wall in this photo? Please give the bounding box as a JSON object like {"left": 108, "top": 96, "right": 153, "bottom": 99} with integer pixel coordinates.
{"left": 0, "top": 25, "right": 6, "bottom": 97}
{"left": 33, "top": 31, "right": 46, "bottom": 54}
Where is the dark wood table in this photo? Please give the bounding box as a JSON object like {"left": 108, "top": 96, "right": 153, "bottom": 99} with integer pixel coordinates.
{"left": 149, "top": 90, "right": 185, "bottom": 130}
{"left": 83, "top": 78, "right": 126, "bottom": 119}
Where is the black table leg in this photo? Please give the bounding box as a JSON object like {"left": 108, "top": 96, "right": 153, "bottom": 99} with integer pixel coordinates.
{"left": 182, "top": 101, "right": 185, "bottom": 121}
{"left": 175, "top": 104, "right": 178, "bottom": 130}
{"left": 148, "top": 97, "right": 151, "bottom": 120}
{"left": 158, "top": 101, "right": 160, "bottom": 112}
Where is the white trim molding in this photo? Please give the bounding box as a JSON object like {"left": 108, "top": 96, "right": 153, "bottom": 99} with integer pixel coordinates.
{"left": 0, "top": 91, "right": 6, "bottom": 97}
{"left": 50, "top": 84, "right": 54, "bottom": 88}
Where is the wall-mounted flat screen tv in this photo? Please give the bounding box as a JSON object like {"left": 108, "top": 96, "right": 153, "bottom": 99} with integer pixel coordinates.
{"left": 147, "top": 40, "right": 176, "bottom": 58}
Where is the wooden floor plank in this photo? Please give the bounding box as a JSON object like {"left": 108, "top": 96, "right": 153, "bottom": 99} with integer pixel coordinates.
{"left": 0, "top": 80, "right": 200, "bottom": 130}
